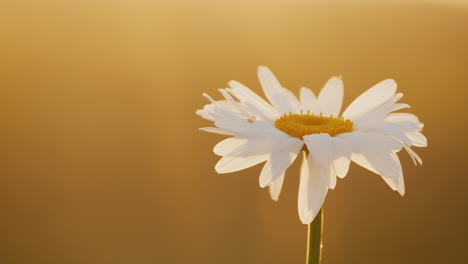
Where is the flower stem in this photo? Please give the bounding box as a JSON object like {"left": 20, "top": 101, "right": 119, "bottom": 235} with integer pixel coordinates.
{"left": 306, "top": 208, "right": 323, "bottom": 264}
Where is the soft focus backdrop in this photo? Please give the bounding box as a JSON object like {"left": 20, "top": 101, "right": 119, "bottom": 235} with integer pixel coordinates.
{"left": 1, "top": 0, "right": 467, "bottom": 263}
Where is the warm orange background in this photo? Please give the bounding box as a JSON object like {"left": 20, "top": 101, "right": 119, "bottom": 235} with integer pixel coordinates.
{"left": 1, "top": 1, "right": 467, "bottom": 263}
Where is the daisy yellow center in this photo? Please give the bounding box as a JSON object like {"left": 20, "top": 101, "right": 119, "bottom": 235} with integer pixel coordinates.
{"left": 274, "top": 112, "right": 353, "bottom": 138}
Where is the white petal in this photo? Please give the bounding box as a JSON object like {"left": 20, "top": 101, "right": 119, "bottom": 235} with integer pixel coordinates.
{"left": 214, "top": 118, "right": 273, "bottom": 138}
{"left": 385, "top": 113, "right": 420, "bottom": 124}
{"left": 340, "top": 132, "right": 403, "bottom": 178}
{"left": 213, "top": 137, "right": 247, "bottom": 156}
{"left": 380, "top": 175, "right": 399, "bottom": 191}
{"left": 318, "top": 77, "right": 344, "bottom": 117}
{"left": 299, "top": 87, "right": 318, "bottom": 112}
{"left": 332, "top": 136, "right": 352, "bottom": 178}
{"left": 334, "top": 157, "right": 350, "bottom": 178}
{"left": 202, "top": 94, "right": 240, "bottom": 120}
{"left": 304, "top": 134, "right": 347, "bottom": 186}
{"left": 406, "top": 131, "right": 427, "bottom": 147}
{"left": 199, "top": 127, "right": 235, "bottom": 136}
{"left": 379, "top": 152, "right": 405, "bottom": 196}
{"left": 228, "top": 80, "right": 280, "bottom": 122}
{"left": 352, "top": 94, "right": 408, "bottom": 130}
{"left": 196, "top": 109, "right": 214, "bottom": 121}
{"left": 404, "top": 146, "right": 417, "bottom": 166}
{"left": 258, "top": 66, "right": 300, "bottom": 113}
{"left": 259, "top": 137, "right": 303, "bottom": 187}
{"left": 363, "top": 122, "right": 413, "bottom": 146}
{"left": 269, "top": 173, "right": 285, "bottom": 201}
{"left": 350, "top": 151, "right": 400, "bottom": 179}
{"left": 197, "top": 99, "right": 243, "bottom": 122}
{"left": 227, "top": 129, "right": 294, "bottom": 157}
{"left": 342, "top": 79, "right": 397, "bottom": 121}
{"left": 349, "top": 153, "right": 378, "bottom": 175}
{"left": 355, "top": 104, "right": 410, "bottom": 130}
{"left": 328, "top": 163, "right": 337, "bottom": 190}
{"left": 351, "top": 150, "right": 405, "bottom": 194}
{"left": 215, "top": 154, "right": 269, "bottom": 174}
{"left": 283, "top": 89, "right": 302, "bottom": 113}
{"left": 357, "top": 105, "right": 423, "bottom": 146}
{"left": 298, "top": 152, "right": 328, "bottom": 224}
{"left": 218, "top": 89, "right": 253, "bottom": 119}
{"left": 403, "top": 145, "right": 423, "bottom": 165}
{"left": 381, "top": 119, "right": 420, "bottom": 133}
{"left": 340, "top": 131, "right": 403, "bottom": 152}
{"left": 392, "top": 152, "right": 405, "bottom": 196}
{"left": 303, "top": 133, "right": 334, "bottom": 168}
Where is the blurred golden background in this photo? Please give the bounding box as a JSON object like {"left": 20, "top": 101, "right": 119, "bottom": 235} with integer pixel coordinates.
{"left": 1, "top": 0, "right": 467, "bottom": 263}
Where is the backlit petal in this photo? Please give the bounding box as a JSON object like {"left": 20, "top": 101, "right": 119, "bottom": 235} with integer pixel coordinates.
{"left": 332, "top": 136, "right": 352, "bottom": 178}
{"left": 214, "top": 119, "right": 274, "bottom": 138}
{"left": 269, "top": 173, "right": 285, "bottom": 201}
{"left": 215, "top": 154, "right": 269, "bottom": 174}
{"left": 259, "top": 138, "right": 303, "bottom": 187}
{"left": 342, "top": 79, "right": 397, "bottom": 121}
{"left": 304, "top": 133, "right": 334, "bottom": 168}
{"left": 213, "top": 137, "right": 247, "bottom": 156}
{"left": 298, "top": 152, "right": 328, "bottom": 224}
{"left": 340, "top": 132, "right": 403, "bottom": 178}
{"left": 299, "top": 87, "right": 318, "bottom": 112}
{"left": 318, "top": 77, "right": 344, "bottom": 117}
{"left": 199, "top": 127, "right": 235, "bottom": 136}
{"left": 228, "top": 80, "right": 281, "bottom": 122}
{"left": 258, "top": 66, "right": 300, "bottom": 113}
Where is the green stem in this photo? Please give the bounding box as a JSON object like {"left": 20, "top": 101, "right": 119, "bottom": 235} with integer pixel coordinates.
{"left": 306, "top": 208, "right": 323, "bottom": 264}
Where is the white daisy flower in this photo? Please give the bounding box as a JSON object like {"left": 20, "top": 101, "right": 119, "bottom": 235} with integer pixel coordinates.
{"left": 197, "top": 66, "right": 427, "bottom": 224}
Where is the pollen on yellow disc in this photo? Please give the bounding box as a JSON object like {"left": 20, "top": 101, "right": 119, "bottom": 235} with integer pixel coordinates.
{"left": 274, "top": 112, "right": 354, "bottom": 138}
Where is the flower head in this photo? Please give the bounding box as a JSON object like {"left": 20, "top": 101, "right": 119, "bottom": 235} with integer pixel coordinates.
{"left": 197, "top": 66, "right": 427, "bottom": 224}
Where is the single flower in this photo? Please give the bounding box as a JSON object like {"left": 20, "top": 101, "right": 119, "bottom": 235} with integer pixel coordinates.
{"left": 197, "top": 66, "right": 427, "bottom": 224}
